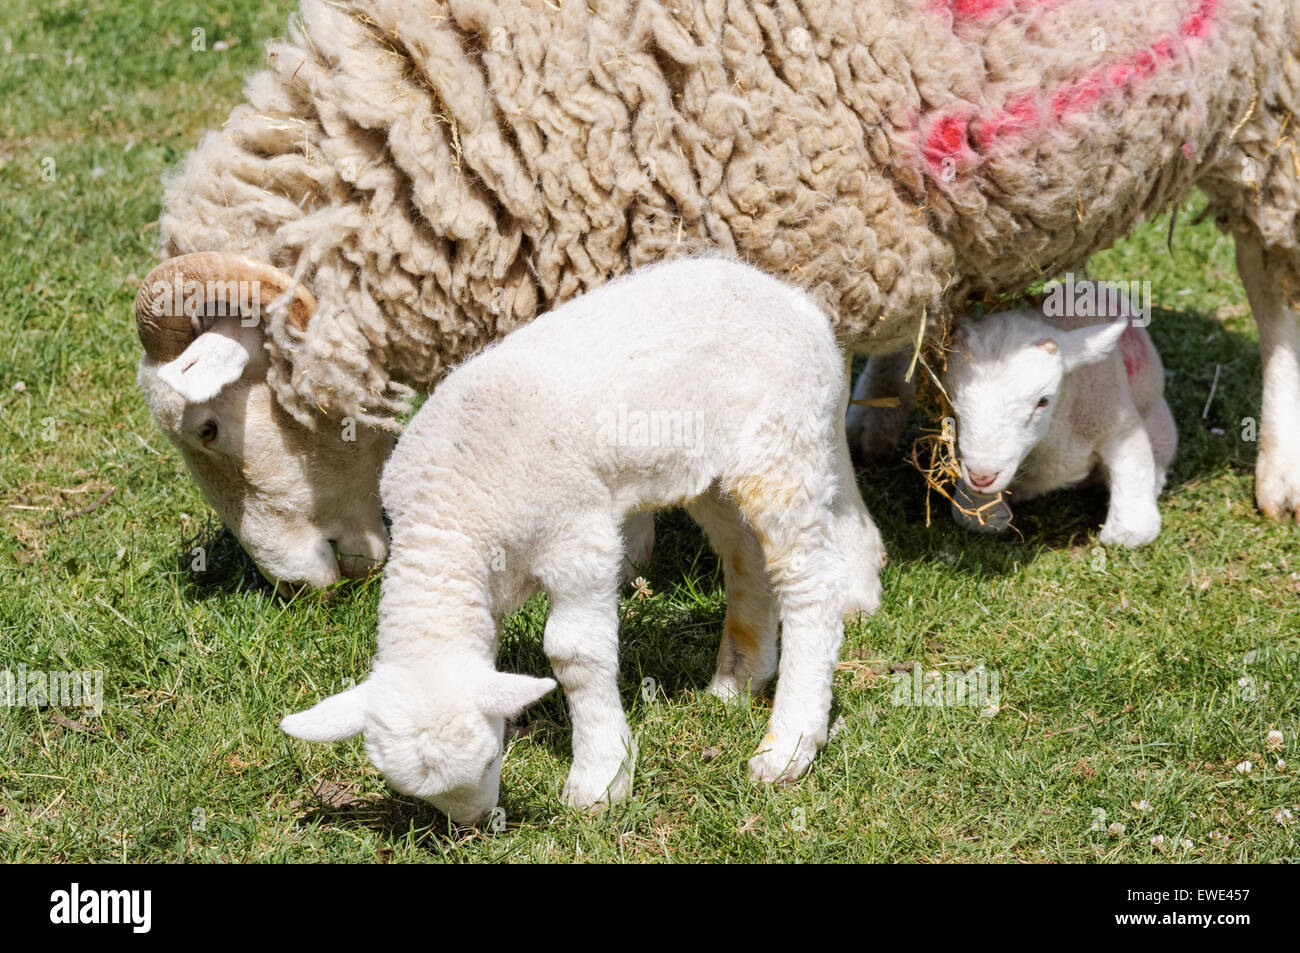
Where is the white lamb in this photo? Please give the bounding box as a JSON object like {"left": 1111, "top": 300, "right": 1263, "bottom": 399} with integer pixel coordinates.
{"left": 280, "top": 258, "right": 885, "bottom": 823}
{"left": 942, "top": 308, "right": 1177, "bottom": 548}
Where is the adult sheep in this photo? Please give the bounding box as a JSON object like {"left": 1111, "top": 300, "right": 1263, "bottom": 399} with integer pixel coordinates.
{"left": 136, "top": 0, "right": 1300, "bottom": 590}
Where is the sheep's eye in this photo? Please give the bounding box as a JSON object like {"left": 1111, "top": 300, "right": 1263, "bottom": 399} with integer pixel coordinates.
{"left": 197, "top": 421, "right": 219, "bottom": 445}
{"left": 1035, "top": 397, "right": 1050, "bottom": 410}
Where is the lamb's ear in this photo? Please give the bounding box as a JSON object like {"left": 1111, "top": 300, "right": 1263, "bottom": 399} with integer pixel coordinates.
{"left": 157, "top": 331, "right": 250, "bottom": 403}
{"left": 1057, "top": 319, "right": 1128, "bottom": 371}
{"left": 281, "top": 682, "right": 369, "bottom": 742}
{"left": 477, "top": 672, "right": 557, "bottom": 718}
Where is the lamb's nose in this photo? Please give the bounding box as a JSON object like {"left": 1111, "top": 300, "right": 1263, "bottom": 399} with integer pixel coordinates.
{"left": 968, "top": 471, "right": 999, "bottom": 491}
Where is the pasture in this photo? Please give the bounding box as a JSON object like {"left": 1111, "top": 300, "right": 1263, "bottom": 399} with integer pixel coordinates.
{"left": 0, "top": 0, "right": 1296, "bottom": 862}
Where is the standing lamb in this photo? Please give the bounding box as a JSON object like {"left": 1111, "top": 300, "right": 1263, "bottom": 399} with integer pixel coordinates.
{"left": 136, "top": 0, "right": 1300, "bottom": 589}
{"left": 280, "top": 258, "right": 879, "bottom": 822}
{"left": 942, "top": 307, "right": 1177, "bottom": 547}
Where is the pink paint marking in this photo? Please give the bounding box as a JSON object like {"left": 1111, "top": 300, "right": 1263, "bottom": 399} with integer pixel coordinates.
{"left": 1119, "top": 325, "right": 1147, "bottom": 379}
{"left": 922, "top": 110, "right": 979, "bottom": 173}
{"left": 920, "top": 0, "right": 1222, "bottom": 179}
{"left": 928, "top": 0, "right": 1064, "bottom": 20}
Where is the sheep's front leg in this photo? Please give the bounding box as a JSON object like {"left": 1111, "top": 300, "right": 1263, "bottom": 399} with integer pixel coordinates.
{"left": 1097, "top": 415, "right": 1162, "bottom": 548}
{"left": 1237, "top": 234, "right": 1300, "bottom": 522}
{"left": 833, "top": 366, "right": 886, "bottom": 617}
{"left": 543, "top": 585, "right": 635, "bottom": 810}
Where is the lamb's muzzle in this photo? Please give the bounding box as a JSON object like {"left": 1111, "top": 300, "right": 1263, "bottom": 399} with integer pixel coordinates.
{"left": 135, "top": 252, "right": 316, "bottom": 362}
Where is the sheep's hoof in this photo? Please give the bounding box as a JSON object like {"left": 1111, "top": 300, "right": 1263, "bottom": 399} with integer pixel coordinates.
{"left": 1256, "top": 452, "right": 1300, "bottom": 523}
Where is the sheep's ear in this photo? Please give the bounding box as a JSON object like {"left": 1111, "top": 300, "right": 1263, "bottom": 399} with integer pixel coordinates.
{"left": 281, "top": 682, "right": 369, "bottom": 742}
{"left": 1057, "top": 319, "right": 1128, "bottom": 371}
{"left": 157, "top": 331, "right": 250, "bottom": 403}
{"left": 477, "top": 672, "right": 557, "bottom": 718}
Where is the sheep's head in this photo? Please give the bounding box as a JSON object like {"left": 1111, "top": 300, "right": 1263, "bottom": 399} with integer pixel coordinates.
{"left": 943, "top": 309, "right": 1127, "bottom": 496}
{"left": 135, "top": 253, "right": 392, "bottom": 592}
{"left": 280, "top": 659, "right": 556, "bottom": 825}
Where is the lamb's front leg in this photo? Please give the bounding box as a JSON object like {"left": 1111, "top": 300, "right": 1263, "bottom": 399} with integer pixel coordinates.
{"left": 1097, "top": 414, "right": 1162, "bottom": 548}
{"left": 543, "top": 586, "right": 636, "bottom": 810}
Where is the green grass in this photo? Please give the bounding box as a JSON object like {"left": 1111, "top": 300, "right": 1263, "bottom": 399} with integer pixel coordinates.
{"left": 1, "top": 0, "right": 1296, "bottom": 863}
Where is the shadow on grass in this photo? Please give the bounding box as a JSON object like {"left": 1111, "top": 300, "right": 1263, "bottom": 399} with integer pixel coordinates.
{"left": 172, "top": 520, "right": 274, "bottom": 598}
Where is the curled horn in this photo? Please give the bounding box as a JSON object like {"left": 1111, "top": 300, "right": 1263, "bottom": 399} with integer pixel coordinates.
{"left": 134, "top": 252, "right": 317, "bottom": 362}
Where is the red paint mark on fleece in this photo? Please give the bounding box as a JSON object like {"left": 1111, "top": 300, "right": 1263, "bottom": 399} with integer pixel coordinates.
{"left": 1119, "top": 326, "right": 1147, "bottom": 379}
{"left": 922, "top": 110, "right": 979, "bottom": 175}
{"left": 920, "top": 0, "right": 1221, "bottom": 179}
{"left": 929, "top": 0, "right": 1063, "bottom": 20}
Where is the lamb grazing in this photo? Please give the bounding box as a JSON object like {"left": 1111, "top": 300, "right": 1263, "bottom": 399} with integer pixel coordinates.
{"left": 136, "top": 0, "right": 1300, "bottom": 590}
{"left": 280, "top": 258, "right": 884, "bottom": 822}
{"left": 942, "top": 307, "right": 1177, "bottom": 548}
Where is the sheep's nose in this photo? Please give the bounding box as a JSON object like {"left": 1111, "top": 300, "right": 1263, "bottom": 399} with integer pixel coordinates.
{"left": 968, "top": 471, "right": 999, "bottom": 490}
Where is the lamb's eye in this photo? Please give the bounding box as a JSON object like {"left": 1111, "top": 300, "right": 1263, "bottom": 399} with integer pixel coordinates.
{"left": 197, "top": 421, "right": 219, "bottom": 445}
{"left": 1035, "top": 397, "right": 1050, "bottom": 410}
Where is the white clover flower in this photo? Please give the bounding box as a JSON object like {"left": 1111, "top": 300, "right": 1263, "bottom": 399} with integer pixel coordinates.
{"left": 1236, "top": 760, "right": 1253, "bottom": 774}
{"left": 1107, "top": 822, "right": 1125, "bottom": 837}
{"left": 1267, "top": 730, "right": 1284, "bottom": 752}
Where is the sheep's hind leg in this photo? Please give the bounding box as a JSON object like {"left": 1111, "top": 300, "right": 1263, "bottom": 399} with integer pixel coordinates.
{"left": 730, "top": 476, "right": 846, "bottom": 786}
{"left": 537, "top": 517, "right": 636, "bottom": 810}
{"left": 845, "top": 350, "right": 916, "bottom": 468}
{"left": 1236, "top": 234, "right": 1300, "bottom": 522}
{"left": 685, "top": 490, "right": 778, "bottom": 701}
{"left": 619, "top": 510, "right": 655, "bottom": 584}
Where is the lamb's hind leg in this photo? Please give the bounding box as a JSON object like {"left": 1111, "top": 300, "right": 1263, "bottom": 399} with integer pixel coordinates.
{"left": 685, "top": 490, "right": 778, "bottom": 701}
{"left": 536, "top": 516, "right": 635, "bottom": 810}
{"left": 1236, "top": 233, "right": 1300, "bottom": 522}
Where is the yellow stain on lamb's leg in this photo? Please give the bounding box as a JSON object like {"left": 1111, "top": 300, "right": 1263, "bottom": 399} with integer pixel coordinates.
{"left": 729, "top": 551, "right": 746, "bottom": 577}
{"left": 723, "top": 617, "right": 759, "bottom": 656}
{"left": 730, "top": 474, "right": 804, "bottom": 515}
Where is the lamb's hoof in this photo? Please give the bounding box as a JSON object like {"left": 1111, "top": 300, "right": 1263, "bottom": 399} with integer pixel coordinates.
{"left": 748, "top": 733, "right": 819, "bottom": 786}
{"left": 1098, "top": 515, "right": 1160, "bottom": 548}
{"left": 707, "top": 673, "right": 770, "bottom": 703}
{"left": 1257, "top": 453, "right": 1300, "bottom": 523}
{"left": 563, "top": 764, "right": 634, "bottom": 811}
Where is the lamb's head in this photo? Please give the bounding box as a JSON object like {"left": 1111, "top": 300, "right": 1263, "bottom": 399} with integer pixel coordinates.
{"left": 280, "top": 659, "right": 556, "bottom": 825}
{"left": 944, "top": 309, "right": 1127, "bottom": 495}
{"left": 135, "top": 254, "right": 392, "bottom": 591}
